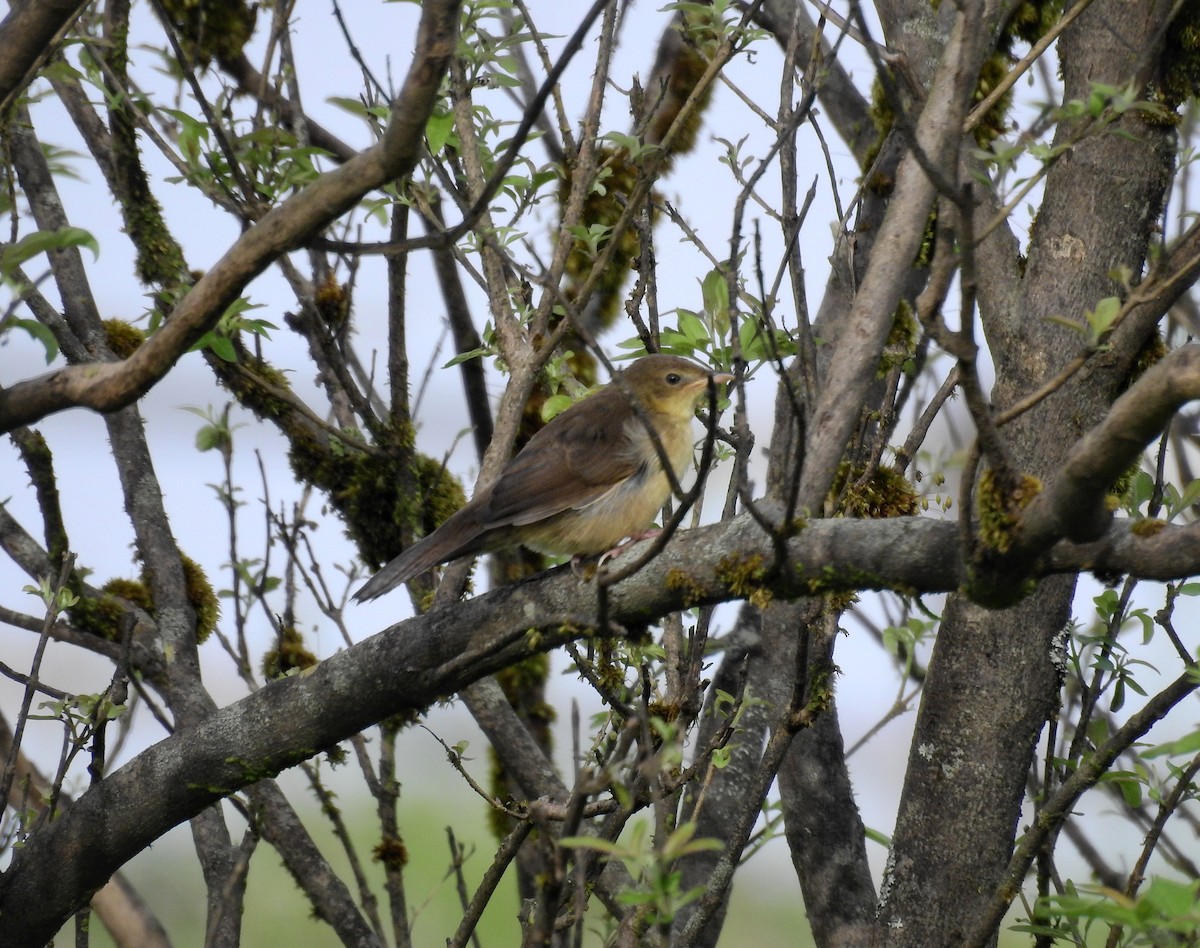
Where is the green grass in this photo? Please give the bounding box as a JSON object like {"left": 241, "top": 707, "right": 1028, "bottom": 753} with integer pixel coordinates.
{"left": 74, "top": 777, "right": 811, "bottom": 946}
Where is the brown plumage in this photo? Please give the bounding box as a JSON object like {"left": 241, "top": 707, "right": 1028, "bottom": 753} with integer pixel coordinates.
{"left": 353, "top": 355, "right": 732, "bottom": 601}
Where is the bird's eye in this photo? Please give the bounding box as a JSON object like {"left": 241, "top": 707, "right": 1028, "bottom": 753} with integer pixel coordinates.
{"left": 665, "top": 373, "right": 682, "bottom": 385}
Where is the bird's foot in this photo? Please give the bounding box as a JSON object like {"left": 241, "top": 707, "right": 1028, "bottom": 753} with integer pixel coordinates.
{"left": 596, "top": 529, "right": 663, "bottom": 569}
{"left": 569, "top": 530, "right": 664, "bottom": 579}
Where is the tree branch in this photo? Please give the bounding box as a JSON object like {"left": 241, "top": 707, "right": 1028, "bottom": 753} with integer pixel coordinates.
{"left": 7, "top": 485, "right": 1200, "bottom": 942}
{"left": 0, "top": 0, "right": 87, "bottom": 115}
{"left": 0, "top": 0, "right": 462, "bottom": 434}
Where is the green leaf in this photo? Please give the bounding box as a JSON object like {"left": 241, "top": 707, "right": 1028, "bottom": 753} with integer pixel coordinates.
{"left": 1174, "top": 477, "right": 1200, "bottom": 515}
{"left": 1142, "top": 877, "right": 1200, "bottom": 917}
{"left": 210, "top": 336, "right": 238, "bottom": 362}
{"left": 660, "top": 822, "right": 723, "bottom": 861}
{"left": 864, "top": 826, "right": 892, "bottom": 847}
{"left": 1044, "top": 314, "right": 1086, "bottom": 335}
{"left": 161, "top": 108, "right": 208, "bottom": 163}
{"left": 0, "top": 226, "right": 98, "bottom": 278}
{"left": 1100, "top": 771, "right": 1143, "bottom": 808}
{"left": 425, "top": 112, "right": 457, "bottom": 154}
{"left": 701, "top": 268, "right": 730, "bottom": 337}
{"left": 190, "top": 331, "right": 239, "bottom": 362}
{"left": 9, "top": 318, "right": 59, "bottom": 363}
{"left": 1085, "top": 296, "right": 1121, "bottom": 342}
{"left": 195, "top": 425, "right": 224, "bottom": 452}
{"left": 558, "top": 836, "right": 623, "bottom": 855}
{"left": 444, "top": 346, "right": 491, "bottom": 367}
{"left": 676, "top": 309, "right": 710, "bottom": 345}
{"left": 540, "top": 393, "right": 574, "bottom": 422}
{"left": 600, "top": 131, "right": 653, "bottom": 161}
{"left": 1144, "top": 728, "right": 1200, "bottom": 759}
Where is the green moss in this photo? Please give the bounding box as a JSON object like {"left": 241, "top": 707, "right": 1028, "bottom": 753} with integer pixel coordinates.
{"left": 12, "top": 429, "right": 69, "bottom": 568}
{"left": 69, "top": 589, "right": 131, "bottom": 641}
{"left": 646, "top": 700, "right": 681, "bottom": 726}
{"left": 223, "top": 756, "right": 274, "bottom": 784}
{"left": 324, "top": 745, "right": 348, "bottom": 767}
{"left": 934, "top": 2, "right": 1068, "bottom": 146}
{"left": 261, "top": 626, "right": 318, "bottom": 679}
{"left": 792, "top": 563, "right": 873, "bottom": 611}
{"left": 1108, "top": 462, "right": 1140, "bottom": 508}
{"left": 360, "top": 451, "right": 467, "bottom": 571}
{"left": 1159, "top": 3, "right": 1200, "bottom": 108}
{"left": 180, "top": 554, "right": 219, "bottom": 643}
{"left": 805, "top": 664, "right": 834, "bottom": 714}
{"left": 485, "top": 751, "right": 514, "bottom": 842}
{"left": 561, "top": 146, "right": 643, "bottom": 331}
{"left": 283, "top": 410, "right": 468, "bottom": 574}
{"left": 964, "top": 570, "right": 1039, "bottom": 610}
{"left": 889, "top": 299, "right": 920, "bottom": 349}
{"left": 314, "top": 273, "right": 349, "bottom": 328}
{"left": 1006, "top": 0, "right": 1065, "bottom": 44}
{"left": 861, "top": 77, "right": 895, "bottom": 183}
{"left": 973, "top": 1, "right": 1065, "bottom": 146}
{"left": 102, "top": 319, "right": 146, "bottom": 359}
{"left": 496, "top": 653, "right": 553, "bottom": 709}
{"left": 715, "top": 553, "right": 772, "bottom": 610}
{"left": 215, "top": 350, "right": 471, "bottom": 592}
{"left": 976, "top": 468, "right": 1043, "bottom": 554}
{"left": 971, "top": 52, "right": 1014, "bottom": 148}
{"left": 1130, "top": 518, "right": 1167, "bottom": 537}
{"left": 124, "top": 193, "right": 187, "bottom": 287}
{"left": 217, "top": 353, "right": 295, "bottom": 422}
{"left": 70, "top": 576, "right": 155, "bottom": 641}
{"left": 665, "top": 567, "right": 707, "bottom": 607}
{"left": 831, "top": 462, "right": 921, "bottom": 519}
{"left": 69, "top": 554, "right": 217, "bottom": 643}
{"left": 645, "top": 18, "right": 714, "bottom": 159}
{"left": 373, "top": 835, "right": 409, "bottom": 870}
{"left": 100, "top": 577, "right": 154, "bottom": 611}
{"left": 914, "top": 211, "right": 938, "bottom": 270}
{"left": 791, "top": 662, "right": 836, "bottom": 729}
{"left": 877, "top": 298, "right": 922, "bottom": 375}
{"left": 1122, "top": 330, "right": 1168, "bottom": 394}
{"left": 103, "top": 10, "right": 188, "bottom": 291}
{"left": 159, "top": 0, "right": 257, "bottom": 69}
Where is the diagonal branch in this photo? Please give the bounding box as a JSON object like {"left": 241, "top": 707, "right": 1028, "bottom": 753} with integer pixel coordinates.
{"left": 0, "top": 0, "right": 462, "bottom": 435}
{"left": 8, "top": 487, "right": 1200, "bottom": 942}
{"left": 1016, "top": 345, "right": 1200, "bottom": 553}
{"left": 0, "top": 0, "right": 88, "bottom": 115}
{"left": 10, "top": 338, "right": 1200, "bottom": 940}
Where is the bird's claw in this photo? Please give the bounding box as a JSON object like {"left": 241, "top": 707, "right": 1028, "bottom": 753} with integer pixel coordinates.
{"left": 596, "top": 528, "right": 664, "bottom": 570}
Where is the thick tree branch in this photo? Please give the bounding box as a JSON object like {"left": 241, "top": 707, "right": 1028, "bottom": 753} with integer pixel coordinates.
{"left": 0, "top": 0, "right": 87, "bottom": 115}
{"left": 1013, "top": 345, "right": 1200, "bottom": 556}
{"left": 0, "top": 0, "right": 461, "bottom": 435}
{"left": 797, "top": 3, "right": 1000, "bottom": 509}
{"left": 0, "top": 713, "right": 170, "bottom": 948}
{"left": 6, "top": 487, "right": 1200, "bottom": 942}
{"left": 963, "top": 669, "right": 1200, "bottom": 948}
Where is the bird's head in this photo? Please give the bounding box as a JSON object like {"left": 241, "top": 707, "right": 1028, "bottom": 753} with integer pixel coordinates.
{"left": 619, "top": 354, "right": 734, "bottom": 419}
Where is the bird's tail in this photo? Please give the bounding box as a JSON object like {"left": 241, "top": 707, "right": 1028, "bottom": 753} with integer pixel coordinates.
{"left": 351, "top": 507, "right": 483, "bottom": 602}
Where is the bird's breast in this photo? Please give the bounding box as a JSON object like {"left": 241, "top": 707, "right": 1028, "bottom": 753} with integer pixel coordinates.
{"left": 517, "top": 412, "right": 694, "bottom": 557}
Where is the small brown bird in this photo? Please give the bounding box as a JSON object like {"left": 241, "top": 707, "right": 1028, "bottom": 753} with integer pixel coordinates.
{"left": 353, "top": 354, "right": 733, "bottom": 601}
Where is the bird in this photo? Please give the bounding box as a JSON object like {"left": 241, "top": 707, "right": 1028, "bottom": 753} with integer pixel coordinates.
{"left": 352, "top": 354, "right": 733, "bottom": 601}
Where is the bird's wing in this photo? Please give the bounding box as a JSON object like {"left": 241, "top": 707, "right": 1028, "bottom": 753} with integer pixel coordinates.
{"left": 481, "top": 390, "right": 645, "bottom": 528}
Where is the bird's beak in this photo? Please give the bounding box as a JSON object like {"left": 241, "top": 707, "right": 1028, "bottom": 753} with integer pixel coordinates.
{"left": 684, "top": 372, "right": 734, "bottom": 397}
